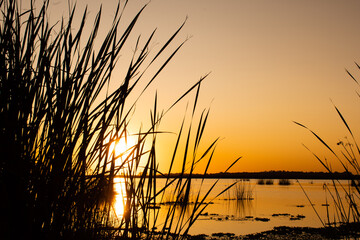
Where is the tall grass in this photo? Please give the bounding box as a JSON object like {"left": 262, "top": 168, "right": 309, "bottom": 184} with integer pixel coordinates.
{"left": 295, "top": 63, "right": 360, "bottom": 228}
{"left": 257, "top": 179, "right": 274, "bottom": 185}
{"left": 0, "top": 0, "right": 239, "bottom": 239}
{"left": 278, "top": 179, "right": 291, "bottom": 185}
{"left": 233, "top": 180, "right": 254, "bottom": 200}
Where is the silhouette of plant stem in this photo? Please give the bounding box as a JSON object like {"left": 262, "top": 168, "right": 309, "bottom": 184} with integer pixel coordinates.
{"left": 0, "top": 1, "right": 239, "bottom": 239}
{"left": 295, "top": 63, "right": 360, "bottom": 228}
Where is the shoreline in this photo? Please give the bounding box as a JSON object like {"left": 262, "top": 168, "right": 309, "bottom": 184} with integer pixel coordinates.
{"left": 161, "top": 171, "right": 360, "bottom": 180}
{"left": 113, "top": 171, "right": 360, "bottom": 180}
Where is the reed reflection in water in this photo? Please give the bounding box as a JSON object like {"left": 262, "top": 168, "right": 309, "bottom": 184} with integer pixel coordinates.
{"left": 221, "top": 180, "right": 255, "bottom": 218}
{"left": 233, "top": 197, "right": 254, "bottom": 218}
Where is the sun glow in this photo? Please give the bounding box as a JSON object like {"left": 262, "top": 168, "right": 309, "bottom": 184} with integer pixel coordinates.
{"left": 113, "top": 178, "right": 126, "bottom": 218}
{"left": 108, "top": 135, "right": 137, "bottom": 218}
{"left": 108, "top": 135, "right": 137, "bottom": 164}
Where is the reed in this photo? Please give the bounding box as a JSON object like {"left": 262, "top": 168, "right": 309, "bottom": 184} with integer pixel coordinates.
{"left": 0, "top": 0, "right": 239, "bottom": 239}
{"left": 266, "top": 179, "right": 274, "bottom": 185}
{"left": 233, "top": 180, "right": 254, "bottom": 200}
{"left": 295, "top": 63, "right": 360, "bottom": 228}
{"left": 257, "top": 179, "right": 265, "bottom": 185}
{"left": 278, "top": 179, "right": 291, "bottom": 185}
{"left": 257, "top": 179, "right": 275, "bottom": 185}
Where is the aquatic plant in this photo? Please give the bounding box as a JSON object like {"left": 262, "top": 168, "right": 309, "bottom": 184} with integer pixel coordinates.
{"left": 257, "top": 179, "right": 274, "bottom": 185}
{"left": 233, "top": 179, "right": 254, "bottom": 200}
{"left": 295, "top": 63, "right": 360, "bottom": 228}
{"left": 0, "top": 0, "right": 239, "bottom": 239}
{"left": 278, "top": 179, "right": 292, "bottom": 185}
{"left": 257, "top": 179, "right": 265, "bottom": 185}
{"left": 266, "top": 179, "right": 274, "bottom": 185}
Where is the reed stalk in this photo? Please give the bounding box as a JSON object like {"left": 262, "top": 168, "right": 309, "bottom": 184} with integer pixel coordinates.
{"left": 295, "top": 63, "right": 360, "bottom": 228}
{"left": 278, "top": 179, "right": 291, "bottom": 185}
{"left": 233, "top": 179, "right": 254, "bottom": 200}
{"left": 0, "top": 1, "right": 239, "bottom": 239}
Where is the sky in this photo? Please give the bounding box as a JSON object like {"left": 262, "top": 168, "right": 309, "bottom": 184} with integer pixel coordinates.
{"left": 44, "top": 0, "right": 360, "bottom": 173}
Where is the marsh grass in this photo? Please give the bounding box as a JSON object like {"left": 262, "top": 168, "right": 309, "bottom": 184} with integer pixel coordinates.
{"left": 257, "top": 179, "right": 274, "bottom": 185}
{"left": 233, "top": 180, "right": 254, "bottom": 200}
{"left": 278, "top": 179, "right": 292, "bottom": 185}
{"left": 257, "top": 179, "right": 265, "bottom": 185}
{"left": 266, "top": 179, "right": 274, "bottom": 185}
{"left": 0, "top": 0, "right": 239, "bottom": 239}
{"left": 222, "top": 180, "right": 254, "bottom": 218}
{"left": 223, "top": 180, "right": 253, "bottom": 201}
{"left": 295, "top": 63, "right": 360, "bottom": 229}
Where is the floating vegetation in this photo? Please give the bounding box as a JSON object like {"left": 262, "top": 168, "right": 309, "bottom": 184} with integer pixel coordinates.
{"left": 255, "top": 217, "right": 270, "bottom": 222}
{"left": 290, "top": 214, "right": 306, "bottom": 221}
{"left": 212, "top": 232, "right": 236, "bottom": 238}
{"left": 272, "top": 213, "right": 291, "bottom": 217}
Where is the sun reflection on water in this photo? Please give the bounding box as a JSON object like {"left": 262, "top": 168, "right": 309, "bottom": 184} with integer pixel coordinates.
{"left": 108, "top": 135, "right": 137, "bottom": 218}
{"left": 113, "top": 178, "right": 126, "bottom": 218}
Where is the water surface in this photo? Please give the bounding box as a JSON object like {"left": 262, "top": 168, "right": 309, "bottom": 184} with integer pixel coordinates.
{"left": 113, "top": 178, "right": 351, "bottom": 236}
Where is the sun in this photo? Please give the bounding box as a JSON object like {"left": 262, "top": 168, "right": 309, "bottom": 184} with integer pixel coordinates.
{"left": 115, "top": 137, "right": 134, "bottom": 158}
{"left": 109, "top": 135, "right": 137, "bottom": 162}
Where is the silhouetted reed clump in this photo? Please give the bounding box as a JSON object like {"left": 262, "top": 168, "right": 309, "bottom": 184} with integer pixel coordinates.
{"left": 0, "top": 0, "right": 239, "bottom": 239}
{"left": 233, "top": 180, "right": 254, "bottom": 200}
{"left": 257, "top": 179, "right": 274, "bottom": 185}
{"left": 278, "top": 179, "right": 291, "bottom": 185}
{"left": 257, "top": 179, "right": 265, "bottom": 185}
{"left": 295, "top": 63, "right": 360, "bottom": 230}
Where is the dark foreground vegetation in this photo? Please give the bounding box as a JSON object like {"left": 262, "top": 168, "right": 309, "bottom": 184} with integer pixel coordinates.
{"left": 0, "top": 0, "right": 238, "bottom": 239}
{"left": 1, "top": 0, "right": 359, "bottom": 239}
{"left": 295, "top": 63, "right": 360, "bottom": 232}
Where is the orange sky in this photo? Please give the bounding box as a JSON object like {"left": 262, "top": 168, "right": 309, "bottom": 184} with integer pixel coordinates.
{"left": 46, "top": 0, "right": 360, "bottom": 173}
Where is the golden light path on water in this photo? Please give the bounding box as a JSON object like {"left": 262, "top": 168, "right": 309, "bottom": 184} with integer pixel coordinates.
{"left": 110, "top": 135, "right": 137, "bottom": 219}
{"left": 113, "top": 178, "right": 126, "bottom": 218}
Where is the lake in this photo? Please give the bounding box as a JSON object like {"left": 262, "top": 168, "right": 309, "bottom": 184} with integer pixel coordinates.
{"left": 112, "top": 178, "right": 352, "bottom": 236}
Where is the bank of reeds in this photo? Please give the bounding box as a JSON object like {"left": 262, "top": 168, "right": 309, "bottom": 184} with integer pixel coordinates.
{"left": 0, "top": 0, "right": 239, "bottom": 239}
{"left": 295, "top": 63, "right": 360, "bottom": 228}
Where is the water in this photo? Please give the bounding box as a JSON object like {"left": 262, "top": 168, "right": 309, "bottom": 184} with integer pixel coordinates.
{"left": 113, "top": 178, "right": 353, "bottom": 236}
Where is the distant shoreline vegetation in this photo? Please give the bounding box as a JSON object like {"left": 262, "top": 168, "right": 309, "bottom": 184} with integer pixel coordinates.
{"left": 136, "top": 171, "right": 360, "bottom": 180}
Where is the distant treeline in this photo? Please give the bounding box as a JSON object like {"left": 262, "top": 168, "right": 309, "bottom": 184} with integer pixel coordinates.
{"left": 154, "top": 171, "right": 360, "bottom": 180}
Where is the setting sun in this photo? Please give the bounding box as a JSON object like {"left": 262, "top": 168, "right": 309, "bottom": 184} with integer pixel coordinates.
{"left": 108, "top": 135, "right": 137, "bottom": 163}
